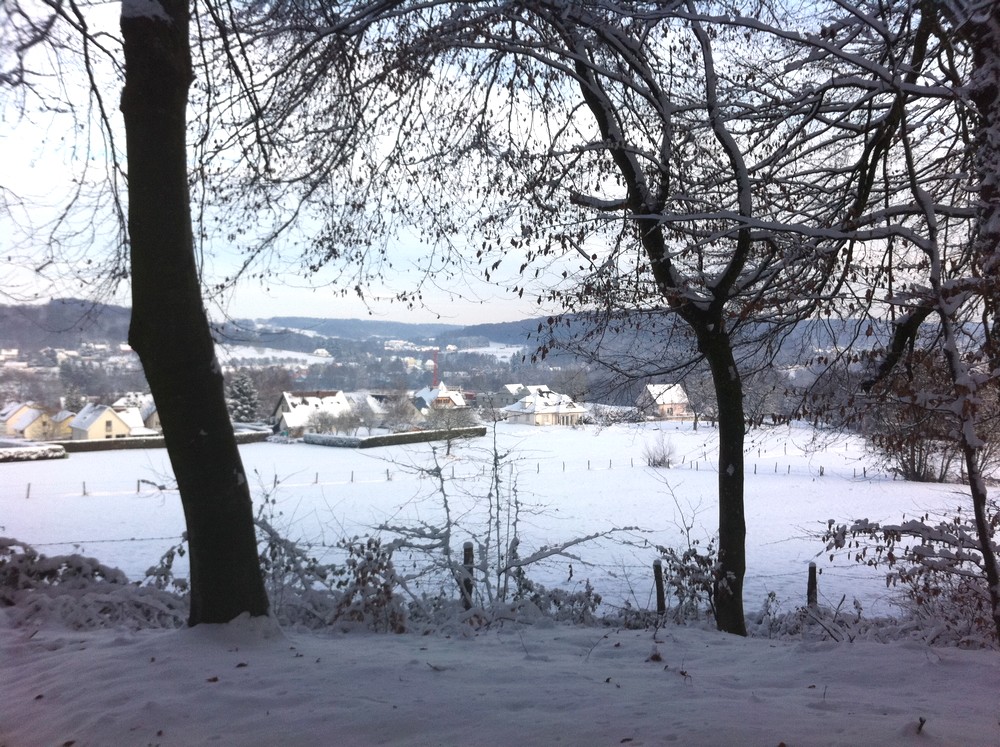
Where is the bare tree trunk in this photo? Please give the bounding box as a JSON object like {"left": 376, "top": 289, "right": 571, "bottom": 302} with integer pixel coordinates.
{"left": 697, "top": 325, "right": 747, "bottom": 636}
{"left": 964, "top": 2, "right": 1000, "bottom": 642}
{"left": 120, "top": 0, "right": 268, "bottom": 625}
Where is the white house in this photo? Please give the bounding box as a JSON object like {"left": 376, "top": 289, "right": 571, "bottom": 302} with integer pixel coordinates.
{"left": 483, "top": 384, "right": 553, "bottom": 410}
{"left": 112, "top": 392, "right": 160, "bottom": 431}
{"left": 271, "top": 390, "right": 352, "bottom": 434}
{"left": 503, "top": 389, "right": 586, "bottom": 426}
{"left": 116, "top": 407, "right": 160, "bottom": 437}
{"left": 413, "top": 382, "right": 467, "bottom": 411}
{"left": 637, "top": 384, "right": 691, "bottom": 420}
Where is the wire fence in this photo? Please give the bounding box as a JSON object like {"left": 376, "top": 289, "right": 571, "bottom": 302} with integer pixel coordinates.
{"left": 2, "top": 452, "right": 886, "bottom": 502}
{"left": 1, "top": 440, "right": 898, "bottom": 612}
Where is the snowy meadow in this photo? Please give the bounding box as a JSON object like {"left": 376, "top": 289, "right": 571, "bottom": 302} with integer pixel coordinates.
{"left": 3, "top": 421, "right": 1000, "bottom": 746}
{"left": 0, "top": 421, "right": 969, "bottom": 616}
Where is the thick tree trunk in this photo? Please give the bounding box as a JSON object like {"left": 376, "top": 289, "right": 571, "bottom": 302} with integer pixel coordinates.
{"left": 120, "top": 0, "right": 268, "bottom": 625}
{"left": 964, "top": 3, "right": 1000, "bottom": 643}
{"left": 697, "top": 324, "right": 747, "bottom": 636}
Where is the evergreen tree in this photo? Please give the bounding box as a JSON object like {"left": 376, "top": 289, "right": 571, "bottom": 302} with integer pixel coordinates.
{"left": 226, "top": 373, "right": 260, "bottom": 423}
{"left": 63, "top": 385, "right": 86, "bottom": 413}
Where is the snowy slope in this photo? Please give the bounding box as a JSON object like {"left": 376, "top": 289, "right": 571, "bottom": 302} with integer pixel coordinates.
{"left": 3, "top": 613, "right": 999, "bottom": 746}
{"left": 3, "top": 421, "right": 998, "bottom": 745}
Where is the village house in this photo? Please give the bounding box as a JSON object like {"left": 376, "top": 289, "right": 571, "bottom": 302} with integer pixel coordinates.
{"left": 7, "top": 406, "right": 55, "bottom": 440}
{"left": 271, "top": 390, "right": 352, "bottom": 435}
{"left": 636, "top": 384, "right": 692, "bottom": 420}
{"left": 1, "top": 402, "right": 32, "bottom": 436}
{"left": 112, "top": 392, "right": 161, "bottom": 431}
{"left": 69, "top": 403, "right": 134, "bottom": 440}
{"left": 412, "top": 382, "right": 467, "bottom": 411}
{"left": 1, "top": 402, "right": 73, "bottom": 439}
{"left": 484, "top": 384, "right": 553, "bottom": 410}
{"left": 503, "top": 389, "right": 587, "bottom": 426}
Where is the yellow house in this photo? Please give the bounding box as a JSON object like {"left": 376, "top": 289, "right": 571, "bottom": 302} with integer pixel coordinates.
{"left": 69, "top": 403, "right": 133, "bottom": 440}
{"left": 1, "top": 402, "right": 34, "bottom": 436}
{"left": 50, "top": 410, "right": 76, "bottom": 439}
{"left": 8, "top": 407, "right": 74, "bottom": 441}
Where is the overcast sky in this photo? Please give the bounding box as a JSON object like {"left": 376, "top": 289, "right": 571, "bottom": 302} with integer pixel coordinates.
{"left": 0, "top": 2, "right": 563, "bottom": 327}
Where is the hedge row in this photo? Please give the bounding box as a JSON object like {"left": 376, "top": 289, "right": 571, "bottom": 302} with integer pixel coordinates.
{"left": 303, "top": 426, "right": 487, "bottom": 449}
{"left": 56, "top": 430, "right": 270, "bottom": 453}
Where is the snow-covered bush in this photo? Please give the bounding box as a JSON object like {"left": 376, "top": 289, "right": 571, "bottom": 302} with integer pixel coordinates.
{"left": 331, "top": 536, "right": 406, "bottom": 633}
{"left": 822, "top": 505, "right": 999, "bottom": 648}
{"left": 510, "top": 575, "right": 602, "bottom": 624}
{"left": 583, "top": 404, "right": 643, "bottom": 426}
{"left": 144, "top": 536, "right": 190, "bottom": 593}
{"left": 653, "top": 536, "right": 720, "bottom": 623}
{"left": 749, "top": 591, "right": 869, "bottom": 642}
{"left": 0, "top": 537, "right": 187, "bottom": 630}
{"left": 0, "top": 442, "right": 67, "bottom": 462}
{"left": 643, "top": 433, "right": 675, "bottom": 468}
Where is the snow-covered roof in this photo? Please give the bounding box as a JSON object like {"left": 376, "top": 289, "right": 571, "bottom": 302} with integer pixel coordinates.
{"left": 503, "top": 390, "right": 585, "bottom": 416}
{"left": 413, "top": 383, "right": 466, "bottom": 409}
{"left": 500, "top": 384, "right": 551, "bottom": 397}
{"left": 643, "top": 384, "right": 689, "bottom": 406}
{"left": 276, "top": 391, "right": 352, "bottom": 429}
{"left": 113, "top": 392, "right": 154, "bottom": 410}
{"left": 344, "top": 392, "right": 385, "bottom": 416}
{"left": 9, "top": 407, "right": 44, "bottom": 432}
{"left": 0, "top": 401, "right": 25, "bottom": 421}
{"left": 114, "top": 393, "right": 158, "bottom": 422}
{"left": 70, "top": 403, "right": 117, "bottom": 432}
{"left": 116, "top": 407, "right": 147, "bottom": 432}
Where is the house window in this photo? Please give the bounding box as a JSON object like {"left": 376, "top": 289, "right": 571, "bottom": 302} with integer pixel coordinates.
{"left": 105, "top": 420, "right": 113, "bottom": 433}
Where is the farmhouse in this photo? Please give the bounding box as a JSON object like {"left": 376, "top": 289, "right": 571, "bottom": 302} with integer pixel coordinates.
{"left": 503, "top": 389, "right": 586, "bottom": 426}
{"left": 637, "top": 384, "right": 691, "bottom": 420}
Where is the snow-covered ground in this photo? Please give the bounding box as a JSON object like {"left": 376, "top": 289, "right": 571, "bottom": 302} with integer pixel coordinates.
{"left": 0, "top": 421, "right": 965, "bottom": 615}
{"left": 4, "top": 421, "right": 999, "bottom": 746}
{"left": 4, "top": 612, "right": 999, "bottom": 746}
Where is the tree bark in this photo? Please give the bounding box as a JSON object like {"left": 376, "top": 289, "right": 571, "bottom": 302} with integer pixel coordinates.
{"left": 696, "top": 324, "right": 747, "bottom": 636}
{"left": 120, "top": 0, "right": 268, "bottom": 625}
{"left": 964, "top": 2, "right": 1000, "bottom": 643}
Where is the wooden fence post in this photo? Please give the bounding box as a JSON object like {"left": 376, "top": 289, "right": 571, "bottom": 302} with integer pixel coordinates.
{"left": 461, "top": 541, "right": 475, "bottom": 610}
{"left": 807, "top": 562, "right": 818, "bottom": 608}
{"left": 653, "top": 559, "right": 666, "bottom": 615}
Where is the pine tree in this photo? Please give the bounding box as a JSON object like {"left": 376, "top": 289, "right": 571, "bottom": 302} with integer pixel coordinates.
{"left": 226, "top": 373, "right": 260, "bottom": 423}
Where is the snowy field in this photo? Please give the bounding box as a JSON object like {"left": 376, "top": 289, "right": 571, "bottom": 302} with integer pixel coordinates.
{"left": 4, "top": 421, "right": 1000, "bottom": 747}
{"left": 0, "top": 421, "right": 971, "bottom": 616}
